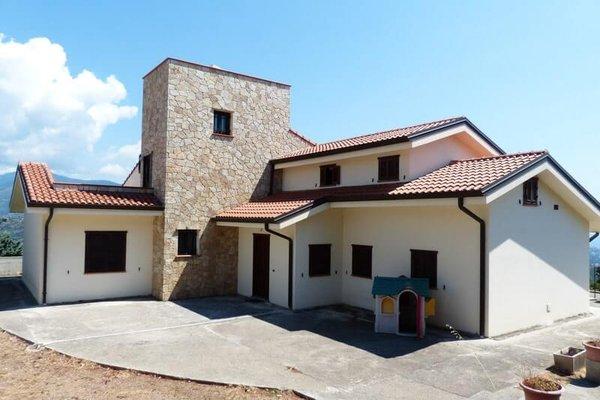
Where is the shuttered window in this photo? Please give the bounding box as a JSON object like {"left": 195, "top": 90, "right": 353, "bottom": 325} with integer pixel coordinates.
{"left": 84, "top": 231, "right": 127, "bottom": 273}
{"left": 320, "top": 164, "right": 340, "bottom": 186}
{"left": 351, "top": 244, "right": 372, "bottom": 279}
{"left": 522, "top": 177, "right": 538, "bottom": 206}
{"left": 309, "top": 244, "right": 331, "bottom": 277}
{"left": 410, "top": 249, "right": 437, "bottom": 289}
{"left": 378, "top": 155, "right": 400, "bottom": 181}
{"left": 177, "top": 230, "right": 197, "bottom": 256}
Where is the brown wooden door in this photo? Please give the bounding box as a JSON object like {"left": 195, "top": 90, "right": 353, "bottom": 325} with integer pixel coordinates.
{"left": 252, "top": 234, "right": 270, "bottom": 300}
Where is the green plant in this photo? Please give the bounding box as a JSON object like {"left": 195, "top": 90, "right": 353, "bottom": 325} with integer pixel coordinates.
{"left": 0, "top": 231, "right": 22, "bottom": 256}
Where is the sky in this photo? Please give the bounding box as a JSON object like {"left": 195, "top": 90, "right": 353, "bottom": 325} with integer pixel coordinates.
{"left": 0, "top": 1, "right": 600, "bottom": 193}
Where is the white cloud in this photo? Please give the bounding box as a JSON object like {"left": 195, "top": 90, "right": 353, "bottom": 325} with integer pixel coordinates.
{"left": 0, "top": 34, "right": 137, "bottom": 178}
{"left": 99, "top": 163, "right": 129, "bottom": 179}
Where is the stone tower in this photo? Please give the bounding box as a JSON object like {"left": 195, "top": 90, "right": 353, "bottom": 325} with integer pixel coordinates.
{"left": 141, "top": 58, "right": 311, "bottom": 300}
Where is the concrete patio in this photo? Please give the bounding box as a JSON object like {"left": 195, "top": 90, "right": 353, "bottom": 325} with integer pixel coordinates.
{"left": 0, "top": 278, "right": 598, "bottom": 399}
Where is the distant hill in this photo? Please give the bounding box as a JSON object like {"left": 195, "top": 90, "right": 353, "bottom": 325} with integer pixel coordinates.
{"left": 0, "top": 172, "right": 116, "bottom": 242}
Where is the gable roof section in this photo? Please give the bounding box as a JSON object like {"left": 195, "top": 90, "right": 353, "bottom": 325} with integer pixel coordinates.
{"left": 14, "top": 162, "right": 163, "bottom": 211}
{"left": 288, "top": 128, "right": 316, "bottom": 146}
{"left": 214, "top": 151, "right": 551, "bottom": 223}
{"left": 272, "top": 116, "right": 504, "bottom": 163}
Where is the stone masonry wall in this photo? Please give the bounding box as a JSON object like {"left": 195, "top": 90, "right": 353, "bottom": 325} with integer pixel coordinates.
{"left": 142, "top": 59, "right": 311, "bottom": 300}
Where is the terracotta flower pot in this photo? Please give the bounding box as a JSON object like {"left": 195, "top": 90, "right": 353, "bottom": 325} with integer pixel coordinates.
{"left": 519, "top": 380, "right": 563, "bottom": 400}
{"left": 583, "top": 340, "right": 600, "bottom": 362}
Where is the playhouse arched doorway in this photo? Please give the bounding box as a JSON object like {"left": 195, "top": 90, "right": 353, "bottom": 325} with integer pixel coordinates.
{"left": 398, "top": 290, "right": 418, "bottom": 335}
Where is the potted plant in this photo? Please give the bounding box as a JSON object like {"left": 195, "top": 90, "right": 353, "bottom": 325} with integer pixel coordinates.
{"left": 553, "top": 346, "right": 586, "bottom": 374}
{"left": 583, "top": 339, "right": 600, "bottom": 362}
{"left": 583, "top": 339, "right": 600, "bottom": 383}
{"left": 519, "top": 375, "right": 563, "bottom": 400}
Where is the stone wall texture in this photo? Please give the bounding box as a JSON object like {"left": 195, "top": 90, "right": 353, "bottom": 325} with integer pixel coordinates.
{"left": 142, "top": 59, "right": 311, "bottom": 300}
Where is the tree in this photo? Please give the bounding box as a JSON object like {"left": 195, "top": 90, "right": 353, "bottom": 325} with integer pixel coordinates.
{"left": 0, "top": 231, "right": 22, "bottom": 256}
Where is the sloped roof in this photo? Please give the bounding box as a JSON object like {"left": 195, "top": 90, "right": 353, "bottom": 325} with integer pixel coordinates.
{"left": 214, "top": 151, "right": 548, "bottom": 222}
{"left": 15, "top": 162, "right": 163, "bottom": 211}
{"left": 372, "top": 276, "right": 430, "bottom": 298}
{"left": 273, "top": 116, "right": 504, "bottom": 163}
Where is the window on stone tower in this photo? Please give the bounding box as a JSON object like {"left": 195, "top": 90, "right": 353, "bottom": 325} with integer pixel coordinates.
{"left": 213, "top": 110, "right": 232, "bottom": 135}
{"left": 177, "top": 230, "right": 197, "bottom": 256}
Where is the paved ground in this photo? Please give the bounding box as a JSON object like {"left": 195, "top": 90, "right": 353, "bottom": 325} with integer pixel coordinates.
{"left": 0, "top": 278, "right": 599, "bottom": 400}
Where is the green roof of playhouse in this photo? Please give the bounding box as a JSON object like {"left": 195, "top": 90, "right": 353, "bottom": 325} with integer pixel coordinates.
{"left": 371, "top": 276, "right": 430, "bottom": 297}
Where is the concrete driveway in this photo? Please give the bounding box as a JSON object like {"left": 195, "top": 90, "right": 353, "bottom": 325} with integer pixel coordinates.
{"left": 0, "top": 280, "right": 599, "bottom": 400}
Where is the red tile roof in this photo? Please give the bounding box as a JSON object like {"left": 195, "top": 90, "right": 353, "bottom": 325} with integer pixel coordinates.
{"left": 273, "top": 116, "right": 496, "bottom": 162}
{"left": 17, "top": 162, "right": 163, "bottom": 210}
{"left": 215, "top": 151, "right": 548, "bottom": 222}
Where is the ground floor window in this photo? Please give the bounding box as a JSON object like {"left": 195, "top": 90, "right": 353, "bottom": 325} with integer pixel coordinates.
{"left": 351, "top": 244, "right": 372, "bottom": 278}
{"left": 410, "top": 249, "right": 437, "bottom": 289}
{"left": 84, "top": 231, "right": 127, "bottom": 273}
{"left": 177, "top": 230, "right": 197, "bottom": 256}
{"left": 309, "top": 244, "right": 331, "bottom": 276}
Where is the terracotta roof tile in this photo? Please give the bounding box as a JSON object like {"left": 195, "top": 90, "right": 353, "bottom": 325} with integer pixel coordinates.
{"left": 390, "top": 151, "right": 547, "bottom": 196}
{"left": 215, "top": 151, "right": 548, "bottom": 222}
{"left": 274, "top": 116, "right": 466, "bottom": 161}
{"left": 17, "top": 162, "right": 163, "bottom": 210}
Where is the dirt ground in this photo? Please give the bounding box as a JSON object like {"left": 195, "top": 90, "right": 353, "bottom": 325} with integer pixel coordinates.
{"left": 0, "top": 330, "right": 302, "bottom": 400}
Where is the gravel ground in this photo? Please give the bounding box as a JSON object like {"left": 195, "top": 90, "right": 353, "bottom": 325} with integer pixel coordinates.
{"left": 0, "top": 330, "right": 302, "bottom": 400}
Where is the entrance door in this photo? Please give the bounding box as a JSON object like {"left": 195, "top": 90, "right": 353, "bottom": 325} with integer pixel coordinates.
{"left": 252, "top": 234, "right": 270, "bottom": 300}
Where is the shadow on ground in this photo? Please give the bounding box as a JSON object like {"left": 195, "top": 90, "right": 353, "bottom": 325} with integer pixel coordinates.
{"left": 0, "top": 277, "right": 36, "bottom": 312}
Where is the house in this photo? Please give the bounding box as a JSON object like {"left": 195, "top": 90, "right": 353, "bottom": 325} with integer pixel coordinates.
{"left": 9, "top": 58, "right": 600, "bottom": 337}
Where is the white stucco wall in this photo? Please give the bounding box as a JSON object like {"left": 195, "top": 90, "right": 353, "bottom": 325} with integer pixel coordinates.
{"left": 22, "top": 212, "right": 45, "bottom": 303}
{"left": 341, "top": 206, "right": 482, "bottom": 334}
{"left": 46, "top": 213, "right": 154, "bottom": 304}
{"left": 282, "top": 151, "right": 409, "bottom": 191}
{"left": 487, "top": 181, "right": 590, "bottom": 336}
{"left": 407, "top": 135, "right": 484, "bottom": 180}
{"left": 238, "top": 226, "right": 294, "bottom": 308}
{"left": 281, "top": 135, "right": 487, "bottom": 191}
{"left": 294, "top": 209, "right": 343, "bottom": 309}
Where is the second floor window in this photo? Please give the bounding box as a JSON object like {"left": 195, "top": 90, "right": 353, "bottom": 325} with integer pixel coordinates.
{"left": 320, "top": 164, "right": 340, "bottom": 186}
{"left": 378, "top": 155, "right": 400, "bottom": 181}
{"left": 523, "top": 177, "right": 539, "bottom": 206}
{"left": 213, "top": 110, "right": 231, "bottom": 135}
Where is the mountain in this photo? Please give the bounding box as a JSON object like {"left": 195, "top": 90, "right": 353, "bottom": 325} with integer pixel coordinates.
{"left": 0, "top": 172, "right": 116, "bottom": 241}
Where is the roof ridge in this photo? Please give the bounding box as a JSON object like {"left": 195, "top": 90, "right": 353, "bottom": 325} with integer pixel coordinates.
{"left": 449, "top": 150, "right": 548, "bottom": 164}
{"left": 315, "top": 116, "right": 465, "bottom": 147}
{"left": 288, "top": 128, "right": 316, "bottom": 146}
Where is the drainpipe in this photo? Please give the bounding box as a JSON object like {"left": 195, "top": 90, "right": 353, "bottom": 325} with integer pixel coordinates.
{"left": 43, "top": 207, "right": 55, "bottom": 304}
{"left": 458, "top": 198, "right": 486, "bottom": 337}
{"left": 590, "top": 232, "right": 599, "bottom": 242}
{"left": 264, "top": 223, "right": 293, "bottom": 309}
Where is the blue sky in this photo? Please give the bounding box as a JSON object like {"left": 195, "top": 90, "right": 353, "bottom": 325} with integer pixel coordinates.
{"left": 1, "top": 1, "right": 600, "bottom": 194}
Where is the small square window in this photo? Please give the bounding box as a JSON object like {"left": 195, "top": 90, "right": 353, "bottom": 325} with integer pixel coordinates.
{"left": 177, "top": 230, "right": 197, "bottom": 256}
{"left": 351, "top": 244, "right": 372, "bottom": 279}
{"left": 378, "top": 155, "right": 400, "bottom": 181}
{"left": 523, "top": 177, "right": 538, "bottom": 206}
{"left": 213, "top": 110, "right": 231, "bottom": 135}
{"left": 320, "top": 164, "right": 340, "bottom": 186}
{"left": 309, "top": 244, "right": 331, "bottom": 277}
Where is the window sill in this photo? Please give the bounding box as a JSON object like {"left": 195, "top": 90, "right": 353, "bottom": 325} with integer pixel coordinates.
{"left": 319, "top": 184, "right": 340, "bottom": 188}
{"left": 174, "top": 254, "right": 197, "bottom": 259}
{"left": 377, "top": 178, "right": 400, "bottom": 183}
{"left": 309, "top": 273, "right": 331, "bottom": 278}
{"left": 84, "top": 270, "right": 127, "bottom": 275}
{"left": 522, "top": 203, "right": 539, "bottom": 207}
{"left": 351, "top": 274, "right": 372, "bottom": 279}
{"left": 212, "top": 133, "right": 234, "bottom": 139}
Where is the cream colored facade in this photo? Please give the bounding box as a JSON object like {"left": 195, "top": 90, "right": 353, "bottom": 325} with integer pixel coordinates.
{"left": 21, "top": 209, "right": 157, "bottom": 304}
